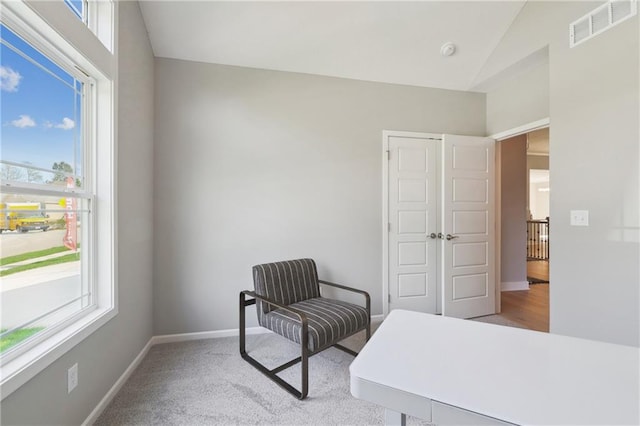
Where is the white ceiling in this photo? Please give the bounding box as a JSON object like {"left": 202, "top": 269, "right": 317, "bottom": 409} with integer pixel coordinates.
{"left": 138, "top": 1, "right": 527, "bottom": 92}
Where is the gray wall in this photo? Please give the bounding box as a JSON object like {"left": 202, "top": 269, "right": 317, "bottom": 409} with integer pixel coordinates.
{"left": 500, "top": 135, "right": 528, "bottom": 287}
{"left": 0, "top": 3, "right": 155, "bottom": 424}
{"left": 153, "top": 59, "right": 486, "bottom": 334}
{"left": 481, "top": 1, "right": 639, "bottom": 346}
{"left": 486, "top": 60, "right": 549, "bottom": 136}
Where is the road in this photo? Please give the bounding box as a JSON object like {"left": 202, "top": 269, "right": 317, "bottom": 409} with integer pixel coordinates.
{"left": 0, "top": 229, "right": 71, "bottom": 258}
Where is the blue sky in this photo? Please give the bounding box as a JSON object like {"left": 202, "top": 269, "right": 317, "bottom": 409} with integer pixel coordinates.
{"left": 1, "top": 21, "right": 83, "bottom": 175}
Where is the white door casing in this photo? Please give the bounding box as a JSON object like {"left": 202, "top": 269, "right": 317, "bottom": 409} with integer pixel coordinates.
{"left": 385, "top": 132, "right": 440, "bottom": 315}
{"left": 383, "top": 131, "right": 496, "bottom": 319}
{"left": 441, "top": 134, "right": 496, "bottom": 318}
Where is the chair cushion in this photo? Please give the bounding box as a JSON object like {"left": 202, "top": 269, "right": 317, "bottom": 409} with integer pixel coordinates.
{"left": 259, "top": 297, "right": 369, "bottom": 352}
{"left": 253, "top": 259, "right": 320, "bottom": 314}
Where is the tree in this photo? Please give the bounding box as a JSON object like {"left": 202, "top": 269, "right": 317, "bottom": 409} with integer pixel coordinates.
{"left": 1, "top": 163, "right": 25, "bottom": 181}
{"left": 22, "top": 161, "right": 43, "bottom": 183}
{"left": 51, "top": 161, "right": 74, "bottom": 183}
{"left": 50, "top": 161, "right": 81, "bottom": 187}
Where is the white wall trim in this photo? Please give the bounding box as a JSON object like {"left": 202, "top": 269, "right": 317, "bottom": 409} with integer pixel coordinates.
{"left": 382, "top": 131, "right": 391, "bottom": 317}
{"left": 489, "top": 118, "right": 550, "bottom": 141}
{"left": 154, "top": 315, "right": 386, "bottom": 346}
{"left": 381, "top": 130, "right": 442, "bottom": 317}
{"left": 152, "top": 326, "right": 272, "bottom": 345}
{"left": 82, "top": 337, "right": 153, "bottom": 426}
{"left": 501, "top": 281, "right": 530, "bottom": 291}
{"left": 83, "top": 314, "right": 385, "bottom": 424}
{"left": 492, "top": 118, "right": 549, "bottom": 302}
{"left": 494, "top": 143, "right": 502, "bottom": 313}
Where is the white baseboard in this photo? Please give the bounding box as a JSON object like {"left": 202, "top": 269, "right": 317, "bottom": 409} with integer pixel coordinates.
{"left": 151, "top": 326, "right": 272, "bottom": 345}
{"left": 82, "top": 338, "right": 154, "bottom": 426}
{"left": 501, "top": 281, "right": 530, "bottom": 291}
{"left": 153, "top": 315, "right": 385, "bottom": 345}
{"left": 83, "top": 313, "right": 385, "bottom": 425}
{"left": 371, "top": 314, "right": 384, "bottom": 324}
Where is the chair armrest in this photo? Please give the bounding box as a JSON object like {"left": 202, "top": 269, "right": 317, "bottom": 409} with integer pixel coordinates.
{"left": 241, "top": 290, "right": 308, "bottom": 325}
{"left": 239, "top": 290, "right": 310, "bottom": 363}
{"left": 318, "top": 280, "right": 371, "bottom": 316}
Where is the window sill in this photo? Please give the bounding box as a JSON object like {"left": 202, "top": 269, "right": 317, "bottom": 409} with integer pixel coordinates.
{"left": 0, "top": 306, "right": 117, "bottom": 400}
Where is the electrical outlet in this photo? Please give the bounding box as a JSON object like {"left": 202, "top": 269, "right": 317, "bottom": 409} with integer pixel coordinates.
{"left": 570, "top": 210, "right": 589, "bottom": 226}
{"left": 68, "top": 363, "right": 78, "bottom": 393}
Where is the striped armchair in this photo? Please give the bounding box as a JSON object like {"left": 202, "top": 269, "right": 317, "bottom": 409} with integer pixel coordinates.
{"left": 240, "top": 258, "right": 371, "bottom": 400}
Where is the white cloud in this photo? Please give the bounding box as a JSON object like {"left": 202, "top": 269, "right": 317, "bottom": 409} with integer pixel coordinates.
{"left": 11, "top": 115, "right": 36, "bottom": 128}
{"left": 1, "top": 66, "right": 22, "bottom": 92}
{"left": 55, "top": 117, "right": 75, "bottom": 130}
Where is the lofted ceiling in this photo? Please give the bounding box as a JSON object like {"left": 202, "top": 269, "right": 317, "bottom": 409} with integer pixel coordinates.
{"left": 138, "top": 1, "right": 527, "bottom": 92}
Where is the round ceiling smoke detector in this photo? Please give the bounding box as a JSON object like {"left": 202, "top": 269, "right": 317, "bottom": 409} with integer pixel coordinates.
{"left": 440, "top": 42, "right": 456, "bottom": 57}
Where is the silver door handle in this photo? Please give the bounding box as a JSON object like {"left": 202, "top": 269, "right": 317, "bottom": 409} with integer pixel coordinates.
{"left": 429, "top": 233, "right": 437, "bottom": 239}
{"left": 446, "top": 234, "right": 458, "bottom": 240}
{"left": 437, "top": 233, "right": 444, "bottom": 239}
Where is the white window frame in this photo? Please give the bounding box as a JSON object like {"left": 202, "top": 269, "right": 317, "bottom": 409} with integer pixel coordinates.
{"left": 0, "top": 0, "right": 117, "bottom": 400}
{"left": 87, "top": 0, "right": 114, "bottom": 53}
{"left": 63, "top": 0, "right": 87, "bottom": 22}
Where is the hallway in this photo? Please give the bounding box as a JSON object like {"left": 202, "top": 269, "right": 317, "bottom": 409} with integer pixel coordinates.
{"left": 500, "top": 261, "right": 550, "bottom": 332}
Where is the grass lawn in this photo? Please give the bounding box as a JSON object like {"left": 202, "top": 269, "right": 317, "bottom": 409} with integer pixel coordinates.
{"left": 0, "top": 327, "right": 44, "bottom": 353}
{"left": 0, "top": 253, "right": 80, "bottom": 277}
{"left": 0, "top": 246, "right": 72, "bottom": 266}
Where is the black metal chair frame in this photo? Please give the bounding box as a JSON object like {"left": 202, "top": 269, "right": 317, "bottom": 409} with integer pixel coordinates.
{"left": 239, "top": 279, "right": 371, "bottom": 400}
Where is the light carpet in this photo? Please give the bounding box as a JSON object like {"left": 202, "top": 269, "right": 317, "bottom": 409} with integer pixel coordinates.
{"left": 95, "top": 315, "right": 525, "bottom": 425}
{"left": 94, "top": 330, "right": 427, "bottom": 425}
{"left": 469, "top": 314, "right": 529, "bottom": 329}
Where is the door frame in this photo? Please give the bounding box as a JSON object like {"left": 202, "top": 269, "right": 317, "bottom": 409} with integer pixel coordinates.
{"left": 489, "top": 118, "right": 550, "bottom": 312}
{"left": 382, "top": 130, "right": 442, "bottom": 317}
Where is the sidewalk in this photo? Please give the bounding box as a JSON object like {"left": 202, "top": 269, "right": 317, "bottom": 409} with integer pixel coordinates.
{"left": 0, "top": 250, "right": 77, "bottom": 270}
{"left": 0, "top": 261, "right": 80, "bottom": 292}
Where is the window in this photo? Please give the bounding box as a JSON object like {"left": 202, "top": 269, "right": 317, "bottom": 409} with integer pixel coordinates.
{"left": 0, "top": 0, "right": 115, "bottom": 399}
{"left": 1, "top": 21, "right": 93, "bottom": 359}
{"left": 64, "top": 0, "right": 87, "bottom": 22}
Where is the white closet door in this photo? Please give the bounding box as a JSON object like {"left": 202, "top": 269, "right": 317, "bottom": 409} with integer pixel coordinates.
{"left": 388, "top": 135, "right": 439, "bottom": 314}
{"left": 441, "top": 134, "right": 496, "bottom": 318}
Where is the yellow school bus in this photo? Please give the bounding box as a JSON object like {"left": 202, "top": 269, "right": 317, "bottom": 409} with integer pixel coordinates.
{"left": 0, "top": 203, "right": 50, "bottom": 233}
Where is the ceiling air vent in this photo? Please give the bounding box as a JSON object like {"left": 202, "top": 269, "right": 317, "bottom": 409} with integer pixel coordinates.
{"left": 570, "top": 0, "right": 637, "bottom": 48}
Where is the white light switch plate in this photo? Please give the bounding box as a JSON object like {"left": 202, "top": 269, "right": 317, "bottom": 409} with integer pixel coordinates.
{"left": 68, "top": 363, "right": 78, "bottom": 393}
{"left": 570, "top": 210, "right": 589, "bottom": 226}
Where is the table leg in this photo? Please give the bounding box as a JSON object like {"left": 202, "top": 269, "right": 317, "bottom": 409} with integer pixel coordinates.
{"left": 384, "top": 409, "right": 407, "bottom": 426}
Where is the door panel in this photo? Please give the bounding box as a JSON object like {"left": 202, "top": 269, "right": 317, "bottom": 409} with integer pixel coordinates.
{"left": 388, "top": 136, "right": 438, "bottom": 314}
{"left": 453, "top": 178, "right": 488, "bottom": 202}
{"left": 453, "top": 145, "right": 488, "bottom": 170}
{"left": 399, "top": 179, "right": 428, "bottom": 202}
{"left": 442, "top": 135, "right": 495, "bottom": 318}
{"left": 399, "top": 242, "right": 427, "bottom": 265}
{"left": 453, "top": 273, "right": 488, "bottom": 300}
{"left": 452, "top": 211, "right": 488, "bottom": 235}
{"left": 452, "top": 242, "right": 488, "bottom": 268}
{"left": 398, "top": 210, "right": 428, "bottom": 234}
{"left": 398, "top": 273, "right": 428, "bottom": 297}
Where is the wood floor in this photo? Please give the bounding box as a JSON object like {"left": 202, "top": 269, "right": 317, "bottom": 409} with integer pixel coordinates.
{"left": 499, "top": 261, "right": 550, "bottom": 332}
{"left": 526, "top": 260, "right": 549, "bottom": 282}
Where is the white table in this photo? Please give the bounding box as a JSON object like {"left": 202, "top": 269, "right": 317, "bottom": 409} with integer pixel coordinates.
{"left": 350, "top": 310, "right": 639, "bottom": 425}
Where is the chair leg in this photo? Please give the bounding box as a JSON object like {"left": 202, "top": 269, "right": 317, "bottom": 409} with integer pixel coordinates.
{"left": 239, "top": 292, "right": 247, "bottom": 356}
{"left": 239, "top": 291, "right": 309, "bottom": 400}
{"left": 300, "top": 328, "right": 309, "bottom": 399}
